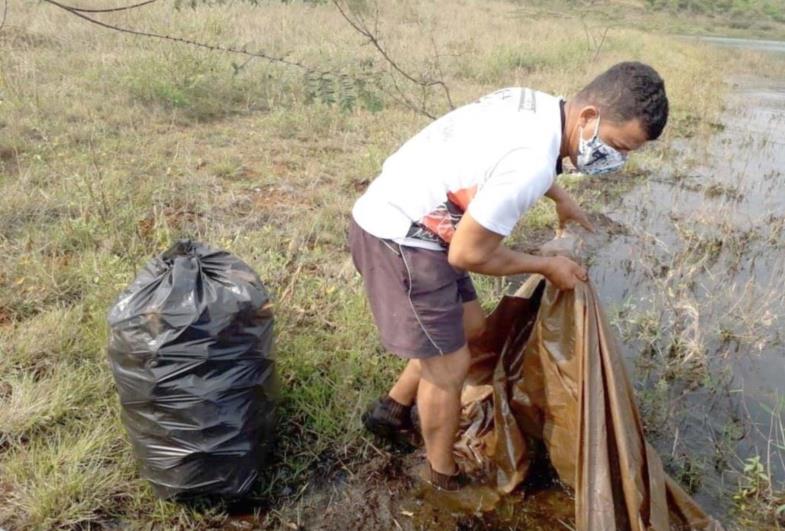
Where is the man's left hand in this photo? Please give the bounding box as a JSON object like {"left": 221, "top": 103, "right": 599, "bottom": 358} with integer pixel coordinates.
{"left": 555, "top": 194, "right": 594, "bottom": 232}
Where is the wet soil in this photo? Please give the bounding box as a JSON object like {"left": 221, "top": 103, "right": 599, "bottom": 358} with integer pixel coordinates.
{"left": 239, "top": 449, "right": 574, "bottom": 531}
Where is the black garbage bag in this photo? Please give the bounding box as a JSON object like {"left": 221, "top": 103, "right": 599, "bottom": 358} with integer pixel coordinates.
{"left": 107, "top": 240, "right": 275, "bottom": 500}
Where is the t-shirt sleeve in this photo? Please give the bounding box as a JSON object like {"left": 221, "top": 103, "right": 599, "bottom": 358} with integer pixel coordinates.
{"left": 467, "top": 148, "right": 554, "bottom": 237}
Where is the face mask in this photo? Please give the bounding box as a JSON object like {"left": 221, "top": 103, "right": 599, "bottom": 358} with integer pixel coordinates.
{"left": 576, "top": 116, "right": 627, "bottom": 175}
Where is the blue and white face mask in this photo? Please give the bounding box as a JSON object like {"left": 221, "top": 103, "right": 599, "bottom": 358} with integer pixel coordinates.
{"left": 576, "top": 116, "right": 628, "bottom": 175}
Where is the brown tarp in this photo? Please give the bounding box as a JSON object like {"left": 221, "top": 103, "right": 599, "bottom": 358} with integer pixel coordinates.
{"left": 456, "top": 247, "right": 722, "bottom": 529}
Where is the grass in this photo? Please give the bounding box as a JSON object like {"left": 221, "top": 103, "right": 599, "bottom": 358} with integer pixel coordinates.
{"left": 730, "top": 394, "right": 785, "bottom": 527}
{"left": 2, "top": 0, "right": 785, "bottom": 528}
{"left": 519, "top": 0, "right": 785, "bottom": 40}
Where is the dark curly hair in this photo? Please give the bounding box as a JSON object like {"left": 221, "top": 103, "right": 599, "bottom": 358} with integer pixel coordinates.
{"left": 575, "top": 62, "right": 669, "bottom": 140}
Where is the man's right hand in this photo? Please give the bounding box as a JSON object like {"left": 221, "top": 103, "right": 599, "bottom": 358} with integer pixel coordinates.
{"left": 542, "top": 256, "right": 588, "bottom": 290}
{"left": 449, "top": 213, "right": 590, "bottom": 282}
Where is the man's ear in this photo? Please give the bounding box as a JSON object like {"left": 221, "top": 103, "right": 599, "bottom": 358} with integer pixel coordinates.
{"left": 577, "top": 105, "right": 599, "bottom": 129}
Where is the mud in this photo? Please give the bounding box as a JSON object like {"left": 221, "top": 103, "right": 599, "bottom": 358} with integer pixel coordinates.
{"left": 247, "top": 450, "right": 574, "bottom": 531}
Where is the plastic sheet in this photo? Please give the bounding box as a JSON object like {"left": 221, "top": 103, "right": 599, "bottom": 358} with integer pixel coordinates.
{"left": 456, "top": 235, "right": 722, "bottom": 530}
{"left": 107, "top": 240, "right": 276, "bottom": 499}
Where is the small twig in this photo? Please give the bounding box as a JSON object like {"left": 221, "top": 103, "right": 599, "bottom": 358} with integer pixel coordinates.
{"left": 372, "top": 0, "right": 380, "bottom": 37}
{"left": 231, "top": 55, "right": 255, "bottom": 75}
{"left": 558, "top": 518, "right": 577, "bottom": 531}
{"left": 428, "top": 31, "right": 451, "bottom": 102}
{"left": 87, "top": 135, "right": 112, "bottom": 223}
{"left": 383, "top": 71, "right": 436, "bottom": 120}
{"left": 593, "top": 26, "right": 610, "bottom": 62}
{"left": 41, "top": 0, "right": 316, "bottom": 73}
{"left": 279, "top": 262, "right": 304, "bottom": 304}
{"left": 331, "top": 0, "right": 453, "bottom": 114}
{"left": 582, "top": 20, "right": 593, "bottom": 52}
{"left": 360, "top": 435, "right": 388, "bottom": 459}
{"left": 49, "top": 0, "right": 159, "bottom": 14}
{"left": 42, "top": 0, "right": 449, "bottom": 118}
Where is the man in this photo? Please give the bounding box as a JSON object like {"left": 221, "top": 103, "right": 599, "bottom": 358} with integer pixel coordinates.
{"left": 348, "top": 62, "right": 668, "bottom": 490}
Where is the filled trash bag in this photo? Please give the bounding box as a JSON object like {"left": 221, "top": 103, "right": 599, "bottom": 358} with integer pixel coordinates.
{"left": 107, "top": 240, "right": 276, "bottom": 499}
{"left": 456, "top": 236, "right": 722, "bottom": 530}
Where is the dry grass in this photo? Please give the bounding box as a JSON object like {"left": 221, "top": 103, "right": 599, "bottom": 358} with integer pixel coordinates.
{"left": 1, "top": 0, "right": 784, "bottom": 528}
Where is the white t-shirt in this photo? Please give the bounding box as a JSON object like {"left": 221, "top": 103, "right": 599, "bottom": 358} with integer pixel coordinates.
{"left": 352, "top": 87, "right": 564, "bottom": 251}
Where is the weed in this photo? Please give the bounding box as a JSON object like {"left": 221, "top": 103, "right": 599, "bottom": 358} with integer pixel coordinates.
{"left": 733, "top": 455, "right": 785, "bottom": 527}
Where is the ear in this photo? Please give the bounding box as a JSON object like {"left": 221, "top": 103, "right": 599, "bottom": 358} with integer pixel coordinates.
{"left": 577, "top": 105, "right": 599, "bottom": 129}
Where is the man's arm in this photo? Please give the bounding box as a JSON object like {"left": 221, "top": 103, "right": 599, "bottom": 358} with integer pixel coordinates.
{"left": 545, "top": 182, "right": 571, "bottom": 203}
{"left": 448, "top": 212, "right": 588, "bottom": 290}
{"left": 545, "top": 183, "right": 594, "bottom": 231}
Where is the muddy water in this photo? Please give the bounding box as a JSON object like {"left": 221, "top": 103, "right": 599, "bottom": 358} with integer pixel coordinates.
{"left": 583, "top": 40, "right": 785, "bottom": 519}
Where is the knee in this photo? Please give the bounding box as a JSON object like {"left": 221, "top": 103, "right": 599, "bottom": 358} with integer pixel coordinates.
{"left": 420, "top": 346, "right": 470, "bottom": 390}
{"left": 465, "top": 319, "right": 486, "bottom": 342}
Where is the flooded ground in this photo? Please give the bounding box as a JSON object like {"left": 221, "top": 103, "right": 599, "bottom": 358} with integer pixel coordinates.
{"left": 583, "top": 42, "right": 785, "bottom": 520}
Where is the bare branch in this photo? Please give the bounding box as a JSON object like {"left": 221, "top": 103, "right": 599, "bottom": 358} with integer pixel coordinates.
{"left": 40, "top": 0, "right": 449, "bottom": 118}
{"left": 385, "top": 68, "right": 436, "bottom": 120}
{"left": 582, "top": 20, "right": 593, "bottom": 51}
{"left": 593, "top": 26, "right": 610, "bottom": 62}
{"left": 428, "top": 32, "right": 451, "bottom": 104}
{"left": 331, "top": 0, "right": 453, "bottom": 114}
{"left": 41, "top": 0, "right": 315, "bottom": 73}
{"left": 52, "top": 0, "right": 160, "bottom": 14}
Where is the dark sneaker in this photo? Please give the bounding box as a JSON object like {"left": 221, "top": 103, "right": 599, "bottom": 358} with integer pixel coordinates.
{"left": 361, "top": 397, "right": 419, "bottom": 450}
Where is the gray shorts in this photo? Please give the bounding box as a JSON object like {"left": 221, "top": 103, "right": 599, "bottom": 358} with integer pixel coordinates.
{"left": 348, "top": 218, "right": 477, "bottom": 359}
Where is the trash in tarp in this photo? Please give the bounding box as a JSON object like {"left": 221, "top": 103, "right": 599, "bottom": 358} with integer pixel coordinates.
{"left": 455, "top": 234, "right": 723, "bottom": 530}
{"left": 107, "top": 240, "right": 276, "bottom": 500}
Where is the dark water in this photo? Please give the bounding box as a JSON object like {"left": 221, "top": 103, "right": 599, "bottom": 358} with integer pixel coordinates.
{"left": 584, "top": 41, "right": 785, "bottom": 518}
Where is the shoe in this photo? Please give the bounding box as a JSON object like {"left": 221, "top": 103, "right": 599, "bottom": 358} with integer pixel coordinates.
{"left": 361, "top": 397, "right": 419, "bottom": 450}
{"left": 427, "top": 465, "right": 472, "bottom": 491}
{"left": 411, "top": 462, "right": 500, "bottom": 512}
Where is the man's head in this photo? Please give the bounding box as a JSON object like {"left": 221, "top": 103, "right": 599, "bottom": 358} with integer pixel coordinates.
{"left": 563, "top": 62, "right": 669, "bottom": 172}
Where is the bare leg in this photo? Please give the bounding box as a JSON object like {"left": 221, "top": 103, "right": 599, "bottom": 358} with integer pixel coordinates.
{"left": 388, "top": 359, "right": 421, "bottom": 406}
{"left": 386, "top": 300, "right": 485, "bottom": 408}
{"left": 417, "top": 344, "right": 471, "bottom": 475}
{"left": 461, "top": 299, "right": 486, "bottom": 341}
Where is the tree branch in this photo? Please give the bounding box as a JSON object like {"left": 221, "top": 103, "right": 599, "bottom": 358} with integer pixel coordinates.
{"left": 39, "top": 0, "right": 450, "bottom": 119}
{"left": 48, "top": 0, "right": 160, "bottom": 14}
{"left": 330, "top": 0, "right": 453, "bottom": 115}
{"left": 41, "top": 0, "right": 315, "bottom": 73}
{"left": 593, "top": 26, "right": 610, "bottom": 62}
